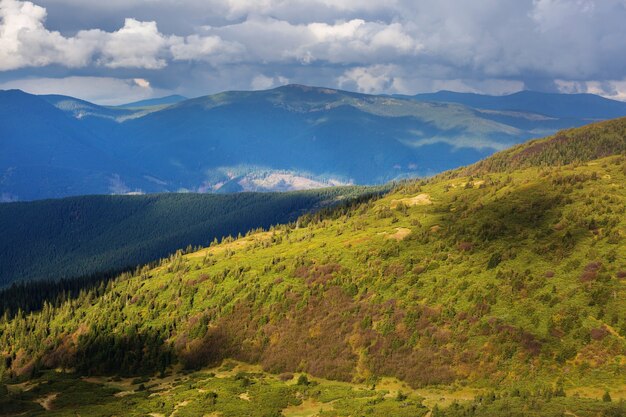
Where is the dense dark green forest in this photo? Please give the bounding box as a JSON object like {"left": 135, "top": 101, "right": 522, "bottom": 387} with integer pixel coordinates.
{"left": 0, "top": 187, "right": 382, "bottom": 287}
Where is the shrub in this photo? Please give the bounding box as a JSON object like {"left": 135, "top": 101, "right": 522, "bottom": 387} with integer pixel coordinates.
{"left": 297, "top": 374, "right": 310, "bottom": 386}
{"left": 487, "top": 252, "right": 502, "bottom": 269}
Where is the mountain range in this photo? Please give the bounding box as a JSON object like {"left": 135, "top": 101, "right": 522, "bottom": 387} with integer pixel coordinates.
{"left": 3, "top": 85, "right": 626, "bottom": 201}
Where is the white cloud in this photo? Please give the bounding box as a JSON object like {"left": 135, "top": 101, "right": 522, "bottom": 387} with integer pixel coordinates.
{"left": 337, "top": 64, "right": 397, "bottom": 94}
{"left": 133, "top": 78, "right": 150, "bottom": 88}
{"left": 556, "top": 79, "right": 626, "bottom": 101}
{"left": 0, "top": 0, "right": 95, "bottom": 70}
{"left": 170, "top": 34, "right": 245, "bottom": 64}
{"left": 96, "top": 18, "right": 168, "bottom": 69}
{"left": 0, "top": 0, "right": 171, "bottom": 69}
{"left": 337, "top": 65, "right": 525, "bottom": 96}
{"left": 2, "top": 0, "right": 626, "bottom": 100}
{"left": 250, "top": 74, "right": 289, "bottom": 90}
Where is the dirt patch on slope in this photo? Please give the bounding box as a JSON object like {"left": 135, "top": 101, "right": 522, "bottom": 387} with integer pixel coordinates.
{"left": 282, "top": 398, "right": 334, "bottom": 417}
{"left": 385, "top": 228, "right": 412, "bottom": 241}
{"left": 390, "top": 194, "right": 432, "bottom": 208}
{"left": 35, "top": 392, "right": 58, "bottom": 410}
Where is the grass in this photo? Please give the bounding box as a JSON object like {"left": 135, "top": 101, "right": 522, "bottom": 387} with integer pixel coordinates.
{"left": 0, "top": 364, "right": 430, "bottom": 417}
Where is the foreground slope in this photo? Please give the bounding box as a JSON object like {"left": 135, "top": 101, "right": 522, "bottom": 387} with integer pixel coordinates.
{"left": 0, "top": 119, "right": 625, "bottom": 415}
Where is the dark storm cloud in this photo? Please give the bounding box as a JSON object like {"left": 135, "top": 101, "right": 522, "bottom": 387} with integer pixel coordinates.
{"left": 1, "top": 0, "right": 626, "bottom": 103}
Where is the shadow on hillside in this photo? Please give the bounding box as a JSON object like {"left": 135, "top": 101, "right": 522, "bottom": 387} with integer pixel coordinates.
{"left": 0, "top": 267, "right": 133, "bottom": 318}
{"left": 42, "top": 325, "right": 173, "bottom": 378}
{"left": 443, "top": 180, "right": 583, "bottom": 255}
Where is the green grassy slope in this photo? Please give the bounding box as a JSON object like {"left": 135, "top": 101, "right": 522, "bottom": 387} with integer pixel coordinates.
{"left": 1, "top": 119, "right": 625, "bottom": 415}
{"left": 454, "top": 116, "right": 626, "bottom": 175}
{"left": 0, "top": 187, "right": 380, "bottom": 286}
{"left": 3, "top": 362, "right": 624, "bottom": 417}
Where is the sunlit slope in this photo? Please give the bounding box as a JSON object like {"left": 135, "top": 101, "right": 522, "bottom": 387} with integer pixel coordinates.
{"left": 455, "top": 116, "right": 626, "bottom": 175}
{"left": 2, "top": 152, "right": 624, "bottom": 390}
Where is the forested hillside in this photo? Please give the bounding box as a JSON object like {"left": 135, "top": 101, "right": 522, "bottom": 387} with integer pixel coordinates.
{"left": 0, "top": 119, "right": 624, "bottom": 416}
{"left": 0, "top": 187, "right": 380, "bottom": 286}
{"left": 456, "top": 116, "right": 626, "bottom": 175}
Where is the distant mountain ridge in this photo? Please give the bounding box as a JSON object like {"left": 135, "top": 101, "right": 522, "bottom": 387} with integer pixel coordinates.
{"left": 2, "top": 85, "right": 626, "bottom": 201}
{"left": 118, "top": 94, "right": 188, "bottom": 108}
{"left": 410, "top": 90, "right": 626, "bottom": 119}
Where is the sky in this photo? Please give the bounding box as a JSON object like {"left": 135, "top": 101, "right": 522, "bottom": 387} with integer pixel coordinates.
{"left": 0, "top": 0, "right": 625, "bottom": 104}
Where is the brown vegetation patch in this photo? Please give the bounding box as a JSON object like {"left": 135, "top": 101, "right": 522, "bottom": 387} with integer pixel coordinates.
{"left": 590, "top": 326, "right": 609, "bottom": 341}
{"left": 457, "top": 241, "right": 473, "bottom": 252}
{"left": 294, "top": 263, "right": 342, "bottom": 286}
{"left": 278, "top": 372, "right": 294, "bottom": 381}
{"left": 580, "top": 262, "right": 602, "bottom": 282}
{"left": 186, "top": 273, "right": 211, "bottom": 286}
{"left": 384, "top": 263, "right": 406, "bottom": 278}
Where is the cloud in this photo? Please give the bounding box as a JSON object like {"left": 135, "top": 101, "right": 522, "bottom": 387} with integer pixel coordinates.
{"left": 556, "top": 78, "right": 626, "bottom": 101}
{"left": 250, "top": 74, "right": 289, "bottom": 90}
{"left": 0, "top": 0, "right": 171, "bottom": 69}
{"left": 210, "top": 17, "right": 422, "bottom": 66}
{"left": 133, "top": 78, "right": 150, "bottom": 88}
{"left": 2, "top": 0, "right": 626, "bottom": 101}
{"left": 0, "top": 0, "right": 95, "bottom": 70}
{"left": 337, "top": 64, "right": 525, "bottom": 95}
{"left": 337, "top": 64, "right": 397, "bottom": 94}
{"left": 170, "top": 34, "right": 245, "bottom": 64}
{"left": 96, "top": 18, "right": 169, "bottom": 69}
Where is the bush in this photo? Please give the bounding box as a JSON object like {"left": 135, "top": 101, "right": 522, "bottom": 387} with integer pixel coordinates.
{"left": 297, "top": 374, "right": 310, "bottom": 386}
{"left": 487, "top": 252, "right": 502, "bottom": 269}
